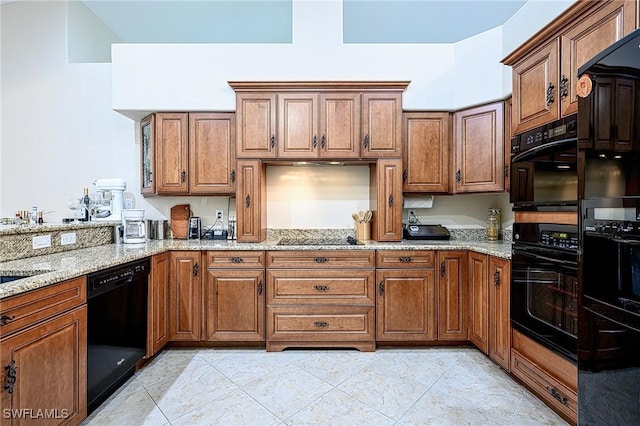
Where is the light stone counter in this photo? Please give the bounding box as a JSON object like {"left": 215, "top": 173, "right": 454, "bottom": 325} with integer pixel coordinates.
{"left": 0, "top": 238, "right": 511, "bottom": 300}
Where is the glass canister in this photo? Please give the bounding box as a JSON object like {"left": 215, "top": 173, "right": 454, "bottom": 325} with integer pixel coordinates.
{"left": 486, "top": 208, "right": 501, "bottom": 241}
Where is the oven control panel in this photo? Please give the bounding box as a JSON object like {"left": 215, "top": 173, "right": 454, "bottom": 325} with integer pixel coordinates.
{"left": 540, "top": 230, "right": 579, "bottom": 249}
{"left": 585, "top": 221, "right": 640, "bottom": 235}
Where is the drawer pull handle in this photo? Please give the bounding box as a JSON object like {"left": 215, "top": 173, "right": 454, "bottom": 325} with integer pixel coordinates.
{"left": 4, "top": 360, "right": 16, "bottom": 394}
{"left": 314, "top": 257, "right": 328, "bottom": 263}
{"left": 314, "top": 285, "right": 329, "bottom": 292}
{"left": 440, "top": 262, "right": 446, "bottom": 277}
{"left": 493, "top": 270, "right": 500, "bottom": 286}
{"left": 258, "top": 281, "right": 263, "bottom": 296}
{"left": 230, "top": 257, "right": 244, "bottom": 263}
{"left": 379, "top": 281, "right": 384, "bottom": 295}
{"left": 0, "top": 315, "right": 15, "bottom": 326}
{"left": 314, "top": 321, "right": 329, "bottom": 328}
{"left": 546, "top": 386, "right": 568, "bottom": 405}
{"left": 399, "top": 256, "right": 413, "bottom": 263}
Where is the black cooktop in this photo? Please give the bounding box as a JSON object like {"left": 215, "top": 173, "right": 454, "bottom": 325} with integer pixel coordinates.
{"left": 277, "top": 236, "right": 363, "bottom": 246}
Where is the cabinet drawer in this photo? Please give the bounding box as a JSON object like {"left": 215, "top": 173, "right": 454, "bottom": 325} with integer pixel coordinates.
{"left": 0, "top": 277, "right": 86, "bottom": 337}
{"left": 267, "top": 306, "right": 374, "bottom": 341}
{"left": 376, "top": 250, "right": 435, "bottom": 268}
{"left": 267, "top": 269, "right": 374, "bottom": 304}
{"left": 266, "top": 250, "right": 375, "bottom": 269}
{"left": 511, "top": 349, "right": 577, "bottom": 423}
{"left": 206, "top": 250, "right": 265, "bottom": 268}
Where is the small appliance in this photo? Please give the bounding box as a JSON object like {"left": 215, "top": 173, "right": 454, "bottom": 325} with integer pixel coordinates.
{"left": 402, "top": 224, "right": 450, "bottom": 240}
{"left": 121, "top": 209, "right": 146, "bottom": 244}
{"left": 188, "top": 217, "right": 201, "bottom": 239}
{"left": 93, "top": 178, "right": 126, "bottom": 221}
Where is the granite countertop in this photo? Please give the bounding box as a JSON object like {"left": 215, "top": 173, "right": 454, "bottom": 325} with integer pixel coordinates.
{"left": 0, "top": 238, "right": 511, "bottom": 300}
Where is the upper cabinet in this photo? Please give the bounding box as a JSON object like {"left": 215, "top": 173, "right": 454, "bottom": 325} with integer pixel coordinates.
{"left": 370, "top": 159, "right": 403, "bottom": 241}
{"left": 453, "top": 101, "right": 505, "bottom": 193}
{"left": 402, "top": 112, "right": 451, "bottom": 193}
{"left": 230, "top": 82, "right": 408, "bottom": 160}
{"left": 142, "top": 112, "right": 236, "bottom": 196}
{"left": 503, "top": 0, "right": 637, "bottom": 135}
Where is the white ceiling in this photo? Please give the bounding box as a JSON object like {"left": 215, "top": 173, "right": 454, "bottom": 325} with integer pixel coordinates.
{"left": 78, "top": 0, "right": 529, "bottom": 44}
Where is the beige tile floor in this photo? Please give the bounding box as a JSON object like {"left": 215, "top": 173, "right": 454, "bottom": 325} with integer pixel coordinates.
{"left": 82, "top": 347, "right": 568, "bottom": 426}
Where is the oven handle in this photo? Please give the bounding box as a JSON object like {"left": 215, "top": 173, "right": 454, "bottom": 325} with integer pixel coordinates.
{"left": 583, "top": 305, "right": 640, "bottom": 334}
{"left": 512, "top": 248, "right": 577, "bottom": 267}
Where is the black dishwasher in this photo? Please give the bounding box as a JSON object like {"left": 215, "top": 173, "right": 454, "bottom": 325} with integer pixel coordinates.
{"left": 87, "top": 257, "right": 149, "bottom": 414}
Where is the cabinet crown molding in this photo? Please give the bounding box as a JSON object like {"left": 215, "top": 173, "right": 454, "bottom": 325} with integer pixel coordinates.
{"left": 228, "top": 81, "right": 411, "bottom": 92}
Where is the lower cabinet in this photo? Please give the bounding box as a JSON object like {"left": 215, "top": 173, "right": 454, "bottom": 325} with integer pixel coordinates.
{"left": 437, "top": 251, "right": 468, "bottom": 341}
{"left": 265, "top": 250, "right": 376, "bottom": 351}
{"left": 376, "top": 250, "right": 436, "bottom": 342}
{"left": 468, "top": 253, "right": 511, "bottom": 371}
{"left": 511, "top": 328, "right": 577, "bottom": 424}
{"left": 169, "top": 251, "right": 202, "bottom": 341}
{"left": 204, "top": 251, "right": 265, "bottom": 342}
{"left": 0, "top": 277, "right": 87, "bottom": 426}
{"left": 147, "top": 252, "right": 170, "bottom": 357}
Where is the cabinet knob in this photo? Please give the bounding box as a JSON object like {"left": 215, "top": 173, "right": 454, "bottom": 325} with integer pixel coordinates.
{"left": 402, "top": 169, "right": 408, "bottom": 182}
{"left": 230, "top": 169, "right": 236, "bottom": 183}
{"left": 378, "top": 281, "right": 385, "bottom": 295}
{"left": 388, "top": 194, "right": 394, "bottom": 207}
{"left": 399, "top": 256, "right": 413, "bottom": 263}
{"left": 181, "top": 170, "right": 186, "bottom": 183}
{"left": 546, "top": 82, "right": 555, "bottom": 106}
{"left": 314, "top": 256, "right": 328, "bottom": 263}
{"left": 258, "top": 281, "right": 263, "bottom": 296}
{"left": 314, "top": 284, "right": 329, "bottom": 292}
{"left": 494, "top": 270, "right": 500, "bottom": 286}
{"left": 245, "top": 194, "right": 251, "bottom": 208}
{"left": 312, "top": 135, "right": 317, "bottom": 149}
{"left": 313, "top": 321, "right": 329, "bottom": 328}
{"left": 440, "top": 262, "right": 446, "bottom": 277}
{"left": 0, "top": 315, "right": 15, "bottom": 326}
{"left": 230, "top": 257, "right": 244, "bottom": 263}
{"left": 270, "top": 135, "right": 276, "bottom": 149}
{"left": 363, "top": 134, "right": 370, "bottom": 148}
{"left": 455, "top": 169, "right": 461, "bottom": 183}
{"left": 321, "top": 134, "right": 326, "bottom": 149}
{"left": 192, "top": 262, "right": 199, "bottom": 276}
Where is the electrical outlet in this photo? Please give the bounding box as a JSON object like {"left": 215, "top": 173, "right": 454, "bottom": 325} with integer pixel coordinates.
{"left": 60, "top": 232, "right": 77, "bottom": 245}
{"left": 215, "top": 210, "right": 224, "bottom": 221}
{"left": 124, "top": 199, "right": 133, "bottom": 209}
{"left": 32, "top": 235, "right": 51, "bottom": 249}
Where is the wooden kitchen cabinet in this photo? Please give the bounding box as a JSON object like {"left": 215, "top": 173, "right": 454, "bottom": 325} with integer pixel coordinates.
{"left": 319, "top": 92, "right": 361, "bottom": 159}
{"left": 468, "top": 252, "right": 489, "bottom": 354}
{"left": 361, "top": 92, "right": 403, "bottom": 158}
{"left": 453, "top": 101, "right": 505, "bottom": 193}
{"left": 437, "top": 251, "right": 468, "bottom": 341}
{"left": 489, "top": 256, "right": 511, "bottom": 371}
{"left": 402, "top": 112, "right": 451, "bottom": 193}
{"left": 204, "top": 251, "right": 265, "bottom": 342}
{"left": 236, "top": 92, "right": 278, "bottom": 158}
{"left": 0, "top": 277, "right": 87, "bottom": 426}
{"left": 236, "top": 160, "right": 266, "bottom": 243}
{"left": 169, "top": 251, "right": 202, "bottom": 341}
{"left": 146, "top": 112, "right": 236, "bottom": 195}
{"left": 370, "top": 159, "right": 403, "bottom": 241}
{"left": 579, "top": 76, "right": 636, "bottom": 152}
{"left": 504, "top": 0, "right": 637, "bottom": 135}
{"left": 265, "top": 250, "right": 376, "bottom": 351}
{"left": 147, "top": 252, "right": 170, "bottom": 358}
{"left": 277, "top": 93, "right": 318, "bottom": 158}
{"left": 376, "top": 250, "right": 436, "bottom": 342}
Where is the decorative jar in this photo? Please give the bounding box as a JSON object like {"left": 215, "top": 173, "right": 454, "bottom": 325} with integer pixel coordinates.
{"left": 486, "top": 208, "right": 501, "bottom": 241}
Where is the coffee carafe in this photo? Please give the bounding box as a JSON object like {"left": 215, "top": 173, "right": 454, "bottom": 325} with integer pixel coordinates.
{"left": 122, "top": 209, "right": 146, "bottom": 244}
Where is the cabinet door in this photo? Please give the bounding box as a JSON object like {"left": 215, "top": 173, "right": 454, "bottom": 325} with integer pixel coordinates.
{"left": 376, "top": 269, "right": 436, "bottom": 342}
{"left": 189, "top": 113, "right": 236, "bottom": 194}
{"left": 140, "top": 114, "right": 155, "bottom": 195}
{"left": 504, "top": 97, "right": 512, "bottom": 193}
{"left": 169, "top": 251, "right": 201, "bottom": 341}
{"left": 205, "top": 269, "right": 265, "bottom": 341}
{"left": 278, "top": 93, "right": 319, "bottom": 158}
{"left": 236, "top": 160, "right": 266, "bottom": 242}
{"left": 402, "top": 112, "right": 450, "bottom": 193}
{"left": 593, "top": 77, "right": 636, "bottom": 152}
{"left": 0, "top": 306, "right": 87, "bottom": 426}
{"left": 147, "top": 252, "right": 170, "bottom": 358}
{"left": 156, "top": 112, "right": 189, "bottom": 194}
{"left": 454, "top": 102, "right": 505, "bottom": 193}
{"left": 371, "top": 159, "right": 403, "bottom": 241}
{"left": 319, "top": 92, "right": 361, "bottom": 159}
{"left": 361, "top": 92, "right": 402, "bottom": 157}
{"left": 511, "top": 39, "right": 559, "bottom": 135}
{"left": 236, "top": 93, "right": 277, "bottom": 158}
{"left": 468, "top": 252, "right": 489, "bottom": 354}
{"left": 437, "top": 251, "right": 468, "bottom": 340}
{"left": 560, "top": 0, "right": 637, "bottom": 118}
{"left": 489, "top": 257, "right": 511, "bottom": 371}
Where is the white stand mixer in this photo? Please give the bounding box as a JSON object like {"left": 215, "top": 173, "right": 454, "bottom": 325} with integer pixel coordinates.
{"left": 93, "top": 178, "right": 126, "bottom": 221}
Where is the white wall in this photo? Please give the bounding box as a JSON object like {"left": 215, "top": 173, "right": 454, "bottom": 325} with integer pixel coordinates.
{"left": 1, "top": 0, "right": 570, "bottom": 230}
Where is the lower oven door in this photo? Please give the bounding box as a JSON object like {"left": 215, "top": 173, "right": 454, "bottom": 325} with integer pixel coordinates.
{"left": 511, "top": 245, "right": 578, "bottom": 361}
